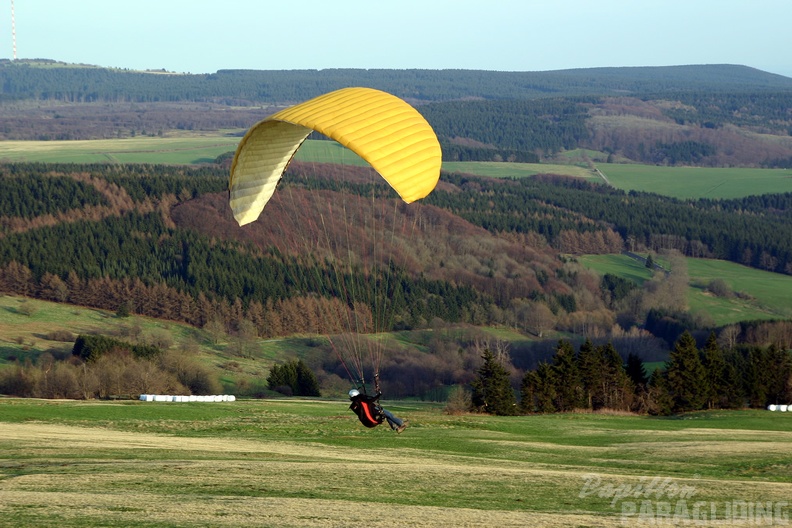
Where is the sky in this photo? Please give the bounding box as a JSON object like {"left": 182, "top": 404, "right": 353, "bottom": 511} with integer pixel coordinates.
{"left": 4, "top": 0, "right": 791, "bottom": 77}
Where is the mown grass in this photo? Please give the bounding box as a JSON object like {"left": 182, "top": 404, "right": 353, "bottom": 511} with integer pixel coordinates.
{"left": 1, "top": 398, "right": 791, "bottom": 527}
{"left": 578, "top": 254, "right": 792, "bottom": 325}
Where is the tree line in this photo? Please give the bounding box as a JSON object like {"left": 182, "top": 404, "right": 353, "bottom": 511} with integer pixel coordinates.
{"left": 420, "top": 97, "right": 594, "bottom": 157}
{"left": 5, "top": 61, "right": 789, "bottom": 104}
{"left": 472, "top": 331, "right": 792, "bottom": 416}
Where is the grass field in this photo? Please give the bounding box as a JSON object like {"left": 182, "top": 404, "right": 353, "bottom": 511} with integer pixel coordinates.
{"left": 3, "top": 135, "right": 791, "bottom": 200}
{"left": 443, "top": 160, "right": 596, "bottom": 180}
{"left": 578, "top": 254, "right": 792, "bottom": 325}
{"left": 596, "top": 163, "right": 792, "bottom": 199}
{"left": 1, "top": 398, "right": 790, "bottom": 527}
{"left": 0, "top": 135, "right": 242, "bottom": 165}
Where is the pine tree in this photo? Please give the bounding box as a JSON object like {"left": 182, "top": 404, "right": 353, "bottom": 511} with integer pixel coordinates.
{"left": 471, "top": 348, "right": 516, "bottom": 415}
{"left": 720, "top": 349, "right": 746, "bottom": 409}
{"left": 115, "top": 299, "right": 132, "bottom": 318}
{"left": 533, "top": 362, "right": 558, "bottom": 413}
{"left": 599, "top": 342, "right": 634, "bottom": 410}
{"left": 519, "top": 370, "right": 538, "bottom": 413}
{"left": 267, "top": 359, "right": 321, "bottom": 396}
{"left": 747, "top": 344, "right": 792, "bottom": 407}
{"left": 701, "top": 332, "right": 726, "bottom": 409}
{"left": 626, "top": 352, "right": 648, "bottom": 389}
{"left": 647, "top": 369, "right": 674, "bottom": 416}
{"left": 666, "top": 332, "right": 708, "bottom": 412}
{"left": 267, "top": 359, "right": 321, "bottom": 397}
{"left": 551, "top": 340, "right": 585, "bottom": 411}
{"left": 295, "top": 359, "right": 321, "bottom": 397}
{"left": 267, "top": 361, "right": 298, "bottom": 396}
{"left": 577, "top": 339, "right": 603, "bottom": 409}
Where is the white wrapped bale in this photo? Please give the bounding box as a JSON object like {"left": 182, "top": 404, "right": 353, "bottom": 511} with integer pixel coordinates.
{"left": 228, "top": 395, "right": 236, "bottom": 402}
{"left": 768, "top": 404, "right": 777, "bottom": 411}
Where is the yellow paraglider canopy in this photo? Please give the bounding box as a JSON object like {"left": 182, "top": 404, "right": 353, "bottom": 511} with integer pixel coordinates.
{"left": 229, "top": 87, "right": 442, "bottom": 226}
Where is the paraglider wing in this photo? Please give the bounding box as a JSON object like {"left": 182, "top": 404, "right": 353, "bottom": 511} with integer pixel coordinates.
{"left": 229, "top": 87, "right": 442, "bottom": 226}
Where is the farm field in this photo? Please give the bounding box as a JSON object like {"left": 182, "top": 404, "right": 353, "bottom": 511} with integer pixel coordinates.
{"left": 0, "top": 135, "right": 242, "bottom": 165}
{"left": 578, "top": 254, "right": 792, "bottom": 325}
{"left": 442, "top": 160, "right": 596, "bottom": 180}
{"left": 3, "top": 135, "right": 791, "bottom": 200}
{"left": 1, "top": 398, "right": 791, "bottom": 527}
{"left": 596, "top": 163, "right": 792, "bottom": 199}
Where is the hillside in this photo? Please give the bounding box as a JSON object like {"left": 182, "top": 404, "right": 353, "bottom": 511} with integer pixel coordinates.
{"left": 2, "top": 161, "right": 792, "bottom": 344}
{"left": 3, "top": 160, "right": 792, "bottom": 406}
{"left": 2, "top": 61, "right": 791, "bottom": 167}
{"left": 3, "top": 60, "right": 791, "bottom": 103}
{"left": 1, "top": 62, "right": 792, "bottom": 399}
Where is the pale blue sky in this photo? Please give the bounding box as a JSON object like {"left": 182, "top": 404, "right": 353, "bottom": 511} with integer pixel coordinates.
{"left": 5, "top": 0, "right": 791, "bottom": 77}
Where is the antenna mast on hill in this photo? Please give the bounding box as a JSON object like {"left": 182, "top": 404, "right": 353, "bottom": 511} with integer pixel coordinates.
{"left": 11, "top": 0, "right": 16, "bottom": 60}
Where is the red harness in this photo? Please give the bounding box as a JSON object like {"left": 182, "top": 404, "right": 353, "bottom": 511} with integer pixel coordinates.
{"left": 353, "top": 400, "right": 384, "bottom": 428}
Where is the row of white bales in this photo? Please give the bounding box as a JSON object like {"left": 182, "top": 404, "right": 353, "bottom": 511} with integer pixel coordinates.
{"left": 139, "top": 394, "right": 236, "bottom": 402}
{"left": 767, "top": 404, "right": 792, "bottom": 411}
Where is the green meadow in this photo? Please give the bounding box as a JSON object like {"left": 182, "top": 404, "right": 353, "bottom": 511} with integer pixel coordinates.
{"left": 1, "top": 398, "right": 791, "bottom": 527}
{"left": 3, "top": 135, "right": 791, "bottom": 200}
{"left": 596, "top": 163, "right": 792, "bottom": 199}
{"left": 0, "top": 135, "right": 242, "bottom": 165}
{"left": 442, "top": 160, "right": 595, "bottom": 179}
{"left": 578, "top": 254, "right": 792, "bottom": 325}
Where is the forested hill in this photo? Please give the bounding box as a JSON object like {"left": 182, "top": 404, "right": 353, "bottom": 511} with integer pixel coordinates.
{"left": 2, "top": 60, "right": 792, "bottom": 103}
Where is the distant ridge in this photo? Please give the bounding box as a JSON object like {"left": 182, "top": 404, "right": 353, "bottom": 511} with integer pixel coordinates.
{"left": 1, "top": 59, "right": 790, "bottom": 104}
